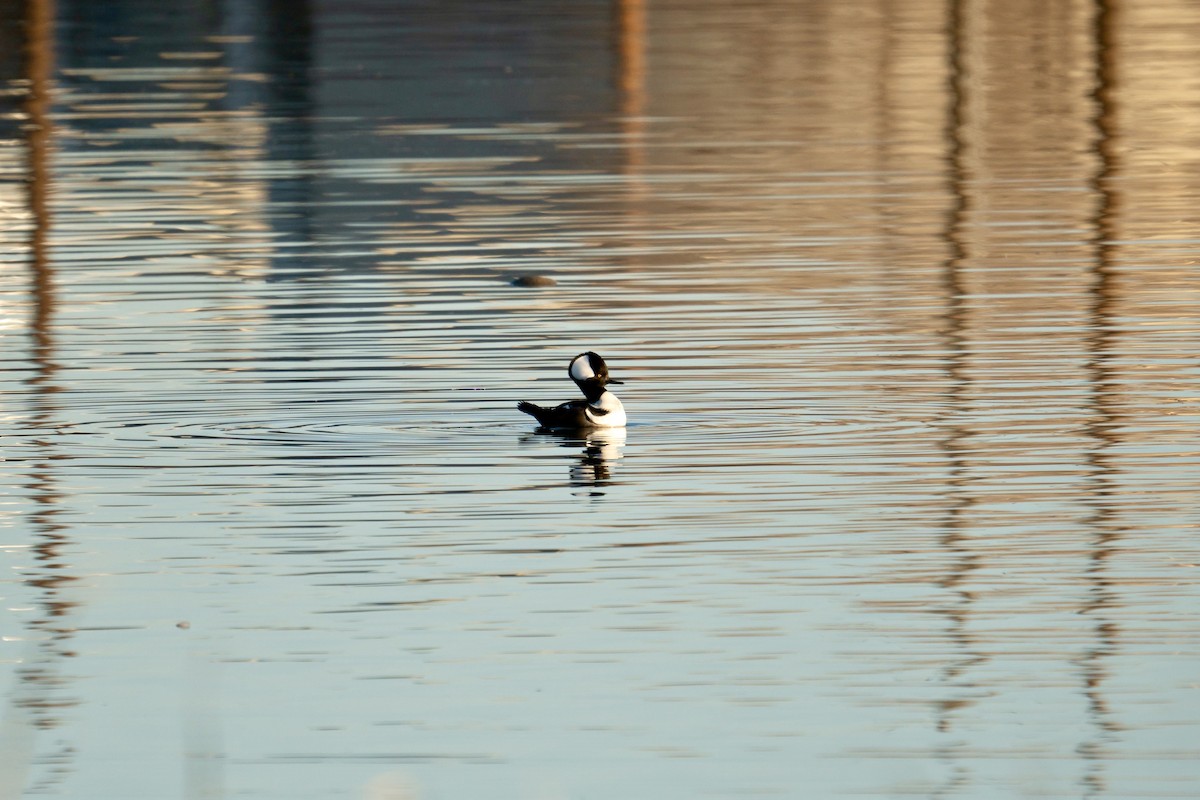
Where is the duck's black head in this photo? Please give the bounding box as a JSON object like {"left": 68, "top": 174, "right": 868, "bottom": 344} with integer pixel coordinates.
{"left": 568, "top": 351, "right": 623, "bottom": 401}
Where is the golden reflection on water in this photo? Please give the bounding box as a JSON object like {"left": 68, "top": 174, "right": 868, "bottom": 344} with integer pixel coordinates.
{"left": 1, "top": 1, "right": 1199, "bottom": 798}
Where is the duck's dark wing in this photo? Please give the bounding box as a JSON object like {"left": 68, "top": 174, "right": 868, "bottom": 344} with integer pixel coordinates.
{"left": 517, "top": 399, "right": 589, "bottom": 428}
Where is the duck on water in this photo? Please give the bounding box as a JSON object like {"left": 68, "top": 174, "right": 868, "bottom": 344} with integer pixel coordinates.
{"left": 517, "top": 352, "right": 626, "bottom": 429}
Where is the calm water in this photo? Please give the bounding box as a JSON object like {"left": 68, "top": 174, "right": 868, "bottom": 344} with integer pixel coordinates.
{"left": 2, "top": 1, "right": 1200, "bottom": 798}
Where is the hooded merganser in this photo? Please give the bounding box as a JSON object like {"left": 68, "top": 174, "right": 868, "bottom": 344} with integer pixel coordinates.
{"left": 517, "top": 352, "right": 626, "bottom": 429}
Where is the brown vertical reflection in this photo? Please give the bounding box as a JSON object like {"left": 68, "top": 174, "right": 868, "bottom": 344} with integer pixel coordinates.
{"left": 613, "top": 0, "right": 648, "bottom": 272}
{"left": 15, "top": 0, "right": 79, "bottom": 777}
{"left": 614, "top": 0, "right": 645, "bottom": 117}
{"left": 932, "top": 2, "right": 985, "bottom": 788}
{"left": 25, "top": 0, "right": 52, "bottom": 303}
{"left": 1078, "top": 1, "right": 1123, "bottom": 794}
{"left": 613, "top": 0, "right": 646, "bottom": 174}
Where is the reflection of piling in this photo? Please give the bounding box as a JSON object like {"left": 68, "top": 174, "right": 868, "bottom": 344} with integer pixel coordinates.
{"left": 614, "top": 0, "right": 646, "bottom": 120}
{"left": 1078, "top": 2, "right": 1123, "bottom": 795}
{"left": 931, "top": 4, "right": 986, "bottom": 789}
{"left": 26, "top": 0, "right": 54, "bottom": 354}
{"left": 17, "top": 0, "right": 81, "bottom": 771}
{"left": 614, "top": 0, "right": 647, "bottom": 251}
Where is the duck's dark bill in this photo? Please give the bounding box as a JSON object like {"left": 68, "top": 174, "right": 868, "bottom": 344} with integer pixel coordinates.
{"left": 607, "top": 378, "right": 624, "bottom": 384}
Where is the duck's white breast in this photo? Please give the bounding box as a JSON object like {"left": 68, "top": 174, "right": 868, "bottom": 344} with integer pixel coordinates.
{"left": 585, "top": 391, "right": 626, "bottom": 427}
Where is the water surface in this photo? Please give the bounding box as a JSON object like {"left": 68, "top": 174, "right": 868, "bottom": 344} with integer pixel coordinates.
{"left": 2, "top": 1, "right": 1199, "bottom": 798}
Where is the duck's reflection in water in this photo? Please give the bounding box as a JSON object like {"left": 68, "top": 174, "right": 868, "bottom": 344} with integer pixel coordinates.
{"left": 524, "top": 427, "right": 627, "bottom": 496}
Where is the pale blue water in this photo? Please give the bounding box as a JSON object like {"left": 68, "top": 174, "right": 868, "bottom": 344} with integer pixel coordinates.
{"left": 2, "top": 1, "right": 1199, "bottom": 798}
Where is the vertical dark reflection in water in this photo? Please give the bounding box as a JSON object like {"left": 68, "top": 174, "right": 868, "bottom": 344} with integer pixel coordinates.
{"left": 251, "top": 0, "right": 316, "bottom": 277}
{"left": 613, "top": 0, "right": 647, "bottom": 246}
{"left": 613, "top": 0, "right": 645, "bottom": 120}
{"left": 208, "top": 0, "right": 317, "bottom": 282}
{"left": 1078, "top": 1, "right": 1123, "bottom": 795}
{"left": 932, "top": 0, "right": 983, "bottom": 794}
{"left": 9, "top": 0, "right": 79, "bottom": 792}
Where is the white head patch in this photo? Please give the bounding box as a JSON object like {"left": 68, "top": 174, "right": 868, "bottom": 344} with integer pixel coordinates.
{"left": 569, "top": 354, "right": 597, "bottom": 381}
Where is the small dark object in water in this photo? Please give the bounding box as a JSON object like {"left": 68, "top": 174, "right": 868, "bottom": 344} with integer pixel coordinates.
{"left": 510, "top": 274, "right": 557, "bottom": 287}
